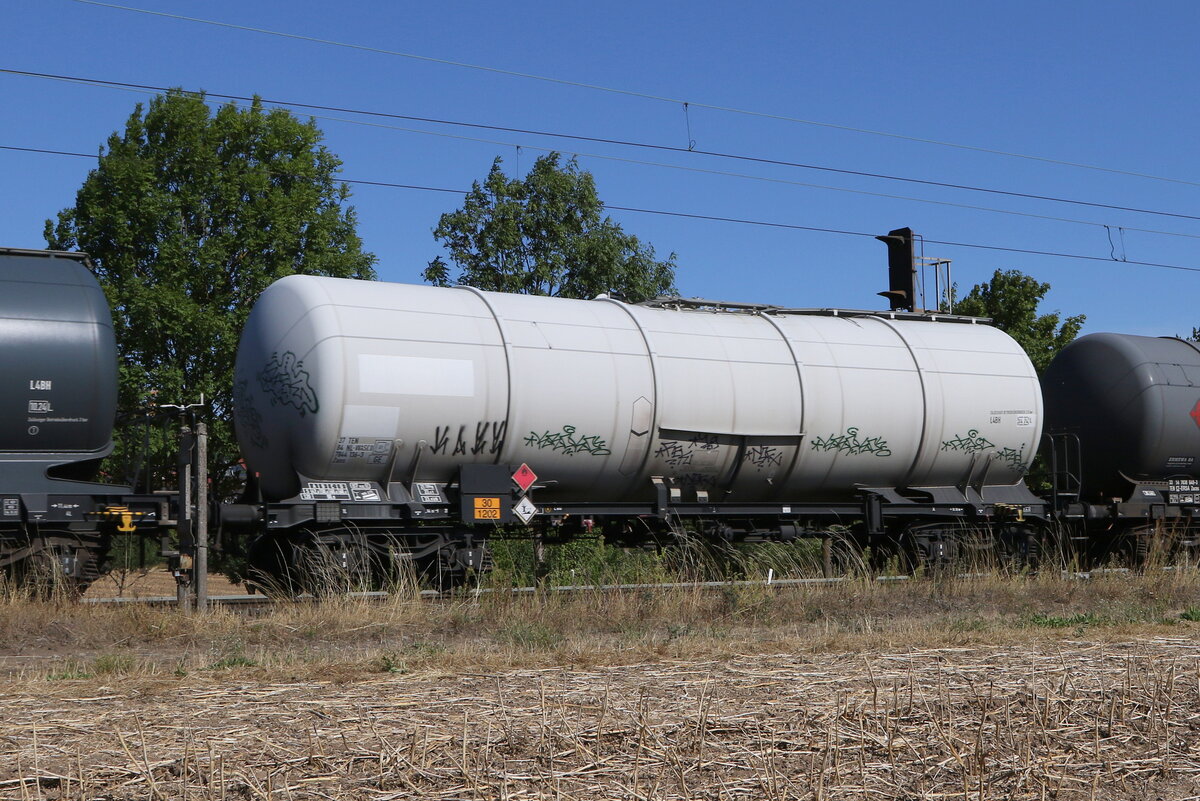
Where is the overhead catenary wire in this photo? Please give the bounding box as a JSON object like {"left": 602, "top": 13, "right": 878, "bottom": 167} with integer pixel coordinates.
{"left": 6, "top": 143, "right": 1200, "bottom": 275}
{"left": 65, "top": 0, "right": 1200, "bottom": 190}
{"left": 607, "top": 205, "right": 1200, "bottom": 275}
{"left": 7, "top": 67, "right": 1200, "bottom": 232}
{"left": 6, "top": 72, "right": 1198, "bottom": 241}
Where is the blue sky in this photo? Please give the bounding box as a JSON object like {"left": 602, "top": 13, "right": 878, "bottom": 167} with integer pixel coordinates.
{"left": 2, "top": 0, "right": 1198, "bottom": 336}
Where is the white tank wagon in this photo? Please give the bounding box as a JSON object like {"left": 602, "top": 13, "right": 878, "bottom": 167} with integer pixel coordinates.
{"left": 225, "top": 260, "right": 1054, "bottom": 591}
{"left": 233, "top": 276, "right": 1042, "bottom": 505}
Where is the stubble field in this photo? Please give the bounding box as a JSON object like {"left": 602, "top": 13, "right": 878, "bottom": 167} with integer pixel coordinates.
{"left": 3, "top": 568, "right": 1200, "bottom": 799}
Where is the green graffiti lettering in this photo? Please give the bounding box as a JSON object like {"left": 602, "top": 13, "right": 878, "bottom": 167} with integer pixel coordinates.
{"left": 810, "top": 427, "right": 892, "bottom": 457}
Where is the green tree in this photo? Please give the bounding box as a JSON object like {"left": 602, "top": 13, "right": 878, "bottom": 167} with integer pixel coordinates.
{"left": 953, "top": 269, "right": 1085, "bottom": 373}
{"left": 424, "top": 153, "right": 677, "bottom": 301}
{"left": 45, "top": 90, "right": 376, "bottom": 498}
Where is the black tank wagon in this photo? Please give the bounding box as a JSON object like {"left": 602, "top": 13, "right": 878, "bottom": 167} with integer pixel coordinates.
{"left": 1042, "top": 333, "right": 1200, "bottom": 561}
{"left": 0, "top": 248, "right": 168, "bottom": 590}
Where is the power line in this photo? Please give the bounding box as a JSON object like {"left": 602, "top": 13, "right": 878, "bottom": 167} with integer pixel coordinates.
{"left": 7, "top": 68, "right": 1200, "bottom": 226}
{"left": 15, "top": 71, "right": 1200, "bottom": 242}
{"left": 65, "top": 0, "right": 1200, "bottom": 190}
{"left": 14, "top": 108, "right": 1200, "bottom": 250}
{"left": 0, "top": 144, "right": 96, "bottom": 159}
{"left": 7, "top": 143, "right": 1198, "bottom": 275}
{"left": 605, "top": 205, "right": 1200, "bottom": 274}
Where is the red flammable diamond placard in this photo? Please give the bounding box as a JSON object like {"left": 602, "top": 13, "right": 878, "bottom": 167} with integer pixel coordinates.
{"left": 512, "top": 463, "right": 538, "bottom": 493}
{"left": 1192, "top": 399, "right": 1200, "bottom": 429}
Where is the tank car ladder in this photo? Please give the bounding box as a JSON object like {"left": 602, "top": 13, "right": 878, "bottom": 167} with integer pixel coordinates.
{"left": 1044, "top": 432, "right": 1083, "bottom": 510}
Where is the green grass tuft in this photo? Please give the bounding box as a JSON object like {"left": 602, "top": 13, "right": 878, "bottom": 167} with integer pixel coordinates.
{"left": 206, "top": 654, "right": 258, "bottom": 670}
{"left": 1027, "top": 612, "right": 1100, "bottom": 629}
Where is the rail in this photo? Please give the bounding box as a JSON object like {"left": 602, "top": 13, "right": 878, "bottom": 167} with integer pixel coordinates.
{"left": 80, "top": 568, "right": 1151, "bottom": 609}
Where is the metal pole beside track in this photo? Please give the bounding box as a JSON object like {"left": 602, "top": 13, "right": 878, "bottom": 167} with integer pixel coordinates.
{"left": 177, "top": 423, "right": 193, "bottom": 613}
{"left": 195, "top": 421, "right": 208, "bottom": 611}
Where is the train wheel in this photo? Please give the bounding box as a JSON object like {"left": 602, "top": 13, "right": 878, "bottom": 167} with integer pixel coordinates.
{"left": 895, "top": 523, "right": 959, "bottom": 575}
{"left": 248, "top": 532, "right": 378, "bottom": 597}
{"left": 824, "top": 528, "right": 869, "bottom": 577}
{"left": 1106, "top": 525, "right": 1157, "bottom": 573}
{"left": 245, "top": 533, "right": 302, "bottom": 597}
{"left": 4, "top": 532, "right": 108, "bottom": 599}
{"left": 12, "top": 556, "right": 89, "bottom": 600}
{"left": 370, "top": 539, "right": 421, "bottom": 594}
{"left": 297, "top": 543, "right": 368, "bottom": 596}
{"left": 415, "top": 545, "right": 471, "bottom": 593}
{"left": 1039, "top": 523, "right": 1077, "bottom": 571}
{"left": 996, "top": 525, "right": 1043, "bottom": 573}
{"left": 1126, "top": 524, "right": 1175, "bottom": 572}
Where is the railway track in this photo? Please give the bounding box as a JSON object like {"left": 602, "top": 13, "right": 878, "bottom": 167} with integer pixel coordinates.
{"left": 80, "top": 568, "right": 1152, "bottom": 610}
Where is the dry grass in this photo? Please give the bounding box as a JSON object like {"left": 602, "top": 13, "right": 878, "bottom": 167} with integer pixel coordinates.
{"left": 0, "top": 568, "right": 1198, "bottom": 679}
{"left": 1, "top": 569, "right": 1200, "bottom": 798}
{"left": 4, "top": 641, "right": 1200, "bottom": 799}
{"left": 84, "top": 569, "right": 245, "bottom": 599}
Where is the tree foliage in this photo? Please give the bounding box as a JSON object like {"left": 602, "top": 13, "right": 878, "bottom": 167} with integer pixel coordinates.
{"left": 424, "top": 153, "right": 677, "bottom": 301}
{"left": 953, "top": 269, "right": 1085, "bottom": 373}
{"left": 45, "top": 90, "right": 376, "bottom": 496}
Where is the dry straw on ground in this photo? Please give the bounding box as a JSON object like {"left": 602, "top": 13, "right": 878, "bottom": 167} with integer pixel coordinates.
{"left": 3, "top": 568, "right": 1200, "bottom": 799}
{"left": 3, "top": 639, "right": 1200, "bottom": 800}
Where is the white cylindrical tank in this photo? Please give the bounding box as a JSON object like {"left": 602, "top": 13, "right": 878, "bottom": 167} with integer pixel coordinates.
{"left": 234, "top": 276, "right": 1043, "bottom": 503}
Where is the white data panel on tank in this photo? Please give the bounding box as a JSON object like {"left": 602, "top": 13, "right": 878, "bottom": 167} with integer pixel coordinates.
{"left": 341, "top": 404, "right": 400, "bottom": 436}
{"left": 357, "top": 355, "right": 476, "bottom": 397}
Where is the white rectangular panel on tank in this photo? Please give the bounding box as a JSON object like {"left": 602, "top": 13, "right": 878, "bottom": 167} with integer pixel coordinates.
{"left": 341, "top": 404, "right": 400, "bottom": 434}
{"left": 357, "top": 355, "right": 476, "bottom": 397}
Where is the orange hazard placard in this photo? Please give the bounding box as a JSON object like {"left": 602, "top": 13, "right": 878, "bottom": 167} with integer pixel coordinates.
{"left": 473, "top": 497, "right": 501, "bottom": 520}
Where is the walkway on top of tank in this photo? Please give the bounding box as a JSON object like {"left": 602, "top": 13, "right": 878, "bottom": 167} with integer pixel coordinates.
{"left": 639, "top": 295, "right": 988, "bottom": 324}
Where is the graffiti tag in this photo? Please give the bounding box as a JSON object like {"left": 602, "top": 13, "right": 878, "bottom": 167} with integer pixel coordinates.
{"left": 941, "top": 430, "right": 1029, "bottom": 472}
{"left": 995, "top": 444, "right": 1027, "bottom": 471}
{"left": 941, "top": 430, "right": 996, "bottom": 454}
{"left": 524, "top": 425, "right": 612, "bottom": 456}
{"left": 810, "top": 427, "right": 892, "bottom": 457}
{"left": 744, "top": 444, "right": 783, "bottom": 470}
{"left": 258, "top": 351, "right": 319, "bottom": 416}
{"left": 655, "top": 433, "right": 726, "bottom": 468}
{"left": 233, "top": 379, "right": 268, "bottom": 449}
{"left": 673, "top": 472, "right": 717, "bottom": 488}
{"left": 431, "top": 420, "right": 507, "bottom": 457}
{"left": 654, "top": 440, "right": 694, "bottom": 467}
